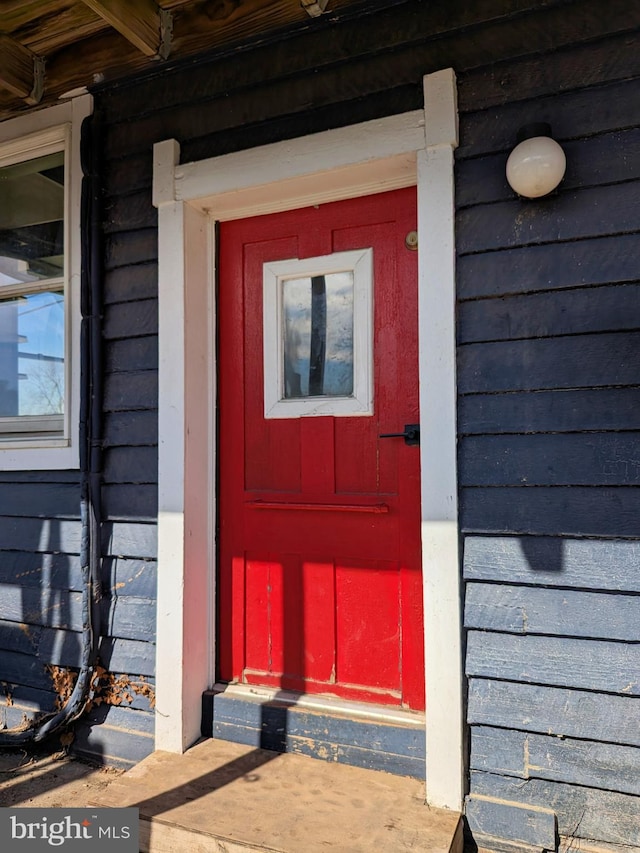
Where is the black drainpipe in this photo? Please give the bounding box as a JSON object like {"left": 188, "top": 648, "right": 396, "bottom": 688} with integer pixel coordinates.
{"left": 0, "top": 108, "right": 103, "bottom": 746}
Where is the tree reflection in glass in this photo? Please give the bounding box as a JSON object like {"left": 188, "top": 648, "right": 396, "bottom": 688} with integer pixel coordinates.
{"left": 282, "top": 271, "right": 354, "bottom": 398}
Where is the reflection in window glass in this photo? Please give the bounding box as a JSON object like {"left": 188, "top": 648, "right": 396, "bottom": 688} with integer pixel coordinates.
{"left": 0, "top": 151, "right": 65, "bottom": 281}
{"left": 283, "top": 271, "right": 354, "bottom": 398}
{"left": 0, "top": 147, "right": 65, "bottom": 429}
{"left": 0, "top": 291, "right": 64, "bottom": 418}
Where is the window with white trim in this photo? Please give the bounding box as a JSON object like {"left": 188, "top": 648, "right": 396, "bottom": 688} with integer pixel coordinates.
{"left": 0, "top": 97, "right": 90, "bottom": 470}
{"left": 263, "top": 249, "right": 374, "bottom": 419}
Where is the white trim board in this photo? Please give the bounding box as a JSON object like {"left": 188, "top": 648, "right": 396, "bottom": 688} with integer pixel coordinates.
{"left": 153, "top": 67, "right": 463, "bottom": 811}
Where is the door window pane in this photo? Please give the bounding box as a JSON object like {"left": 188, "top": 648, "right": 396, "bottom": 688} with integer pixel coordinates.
{"left": 282, "top": 271, "right": 354, "bottom": 399}
{"left": 263, "top": 248, "right": 373, "bottom": 419}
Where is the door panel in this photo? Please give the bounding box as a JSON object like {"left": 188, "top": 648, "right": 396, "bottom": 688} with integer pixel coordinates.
{"left": 218, "top": 187, "right": 424, "bottom": 710}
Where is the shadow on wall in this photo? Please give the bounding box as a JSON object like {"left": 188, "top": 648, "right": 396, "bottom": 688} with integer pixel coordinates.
{"left": 0, "top": 510, "right": 156, "bottom": 767}
{"left": 0, "top": 516, "right": 82, "bottom": 734}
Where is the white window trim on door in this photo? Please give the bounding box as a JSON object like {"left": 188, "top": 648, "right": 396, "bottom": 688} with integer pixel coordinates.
{"left": 153, "top": 68, "right": 462, "bottom": 811}
{"left": 263, "top": 249, "right": 373, "bottom": 419}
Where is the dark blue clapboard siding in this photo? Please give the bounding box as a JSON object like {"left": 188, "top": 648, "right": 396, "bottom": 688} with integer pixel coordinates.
{"left": 0, "top": 471, "right": 81, "bottom": 484}
{"left": 103, "top": 411, "right": 158, "bottom": 448}
{"left": 103, "top": 262, "right": 157, "bottom": 305}
{"left": 104, "top": 191, "right": 156, "bottom": 234}
{"left": 0, "top": 691, "right": 57, "bottom": 732}
{"left": 105, "top": 228, "right": 157, "bottom": 270}
{"left": 0, "top": 483, "right": 80, "bottom": 519}
{"left": 458, "top": 76, "right": 640, "bottom": 157}
{"left": 27, "top": 628, "right": 155, "bottom": 686}
{"left": 103, "top": 299, "right": 158, "bottom": 340}
{"left": 96, "top": 638, "right": 155, "bottom": 677}
{"left": 0, "top": 586, "right": 154, "bottom": 642}
{"left": 103, "top": 371, "right": 158, "bottom": 412}
{"left": 0, "top": 552, "right": 83, "bottom": 590}
{"left": 103, "top": 153, "right": 152, "bottom": 197}
{"left": 105, "top": 337, "right": 158, "bottom": 373}
{"left": 73, "top": 705, "right": 155, "bottom": 768}
{"left": 100, "top": 0, "right": 639, "bottom": 159}
{"left": 0, "top": 618, "right": 40, "bottom": 654}
{"left": 470, "top": 771, "right": 640, "bottom": 846}
{"left": 459, "top": 433, "right": 640, "bottom": 486}
{"left": 0, "top": 586, "right": 81, "bottom": 630}
{"left": 457, "top": 27, "right": 640, "bottom": 113}
{"left": 102, "top": 523, "right": 157, "bottom": 560}
{"left": 466, "top": 631, "right": 640, "bottom": 695}
{"left": 463, "top": 535, "right": 640, "bottom": 591}
{"left": 100, "top": 596, "right": 156, "bottom": 643}
{"left": 468, "top": 679, "right": 640, "bottom": 747}
{"left": 471, "top": 726, "right": 640, "bottom": 796}
{"left": 0, "top": 649, "right": 56, "bottom": 692}
{"left": 102, "top": 485, "right": 158, "bottom": 522}
{"left": 105, "top": 558, "right": 157, "bottom": 598}
{"left": 458, "top": 182, "right": 639, "bottom": 255}
{"left": 103, "top": 447, "right": 157, "bottom": 484}
{"left": 460, "top": 486, "right": 639, "bottom": 537}
{"left": 465, "top": 796, "right": 556, "bottom": 850}
{"left": 458, "top": 332, "right": 640, "bottom": 394}
{"left": 0, "top": 683, "right": 56, "bottom": 712}
{"left": 459, "top": 387, "right": 640, "bottom": 435}
{"left": 465, "top": 583, "right": 640, "bottom": 641}
{"left": 457, "top": 233, "right": 640, "bottom": 299}
{"left": 458, "top": 284, "right": 640, "bottom": 343}
{"left": 0, "top": 517, "right": 82, "bottom": 554}
{"left": 0, "top": 554, "right": 155, "bottom": 597}
{"left": 99, "top": 158, "right": 159, "bottom": 799}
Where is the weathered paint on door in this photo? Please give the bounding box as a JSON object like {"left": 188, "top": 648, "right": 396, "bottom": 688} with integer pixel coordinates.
{"left": 218, "top": 187, "right": 424, "bottom": 710}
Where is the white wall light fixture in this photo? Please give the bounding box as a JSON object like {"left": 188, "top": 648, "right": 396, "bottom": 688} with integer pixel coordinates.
{"left": 506, "top": 122, "right": 566, "bottom": 199}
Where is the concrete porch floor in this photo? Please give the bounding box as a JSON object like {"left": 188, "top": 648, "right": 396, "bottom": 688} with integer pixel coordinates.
{"left": 90, "top": 737, "right": 463, "bottom": 853}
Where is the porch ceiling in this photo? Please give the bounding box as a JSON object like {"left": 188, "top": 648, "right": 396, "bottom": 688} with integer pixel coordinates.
{"left": 0, "top": 0, "right": 392, "bottom": 121}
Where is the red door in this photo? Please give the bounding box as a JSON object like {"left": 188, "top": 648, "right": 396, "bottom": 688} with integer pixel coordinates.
{"left": 218, "top": 187, "right": 424, "bottom": 710}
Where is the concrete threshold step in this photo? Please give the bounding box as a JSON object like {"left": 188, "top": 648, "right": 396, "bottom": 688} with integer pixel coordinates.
{"left": 90, "top": 737, "right": 462, "bottom": 853}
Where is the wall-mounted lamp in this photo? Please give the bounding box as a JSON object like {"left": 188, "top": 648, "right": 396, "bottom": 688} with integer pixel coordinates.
{"left": 506, "top": 123, "right": 566, "bottom": 199}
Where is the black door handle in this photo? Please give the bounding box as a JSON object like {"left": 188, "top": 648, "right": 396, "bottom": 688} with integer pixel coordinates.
{"left": 379, "top": 424, "right": 420, "bottom": 446}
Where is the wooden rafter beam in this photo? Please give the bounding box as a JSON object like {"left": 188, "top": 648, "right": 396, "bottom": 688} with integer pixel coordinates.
{"left": 0, "top": 34, "right": 44, "bottom": 104}
{"left": 80, "top": 0, "right": 172, "bottom": 59}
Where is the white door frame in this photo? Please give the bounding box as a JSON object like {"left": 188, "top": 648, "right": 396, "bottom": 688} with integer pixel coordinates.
{"left": 152, "top": 68, "right": 463, "bottom": 811}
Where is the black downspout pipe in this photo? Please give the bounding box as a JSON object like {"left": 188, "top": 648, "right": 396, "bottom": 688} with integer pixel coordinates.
{"left": 0, "top": 109, "right": 103, "bottom": 746}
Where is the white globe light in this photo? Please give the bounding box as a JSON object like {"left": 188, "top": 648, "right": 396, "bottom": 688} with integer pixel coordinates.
{"left": 506, "top": 134, "right": 566, "bottom": 198}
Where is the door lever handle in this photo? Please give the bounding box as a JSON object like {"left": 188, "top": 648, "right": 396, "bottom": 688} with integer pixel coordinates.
{"left": 379, "top": 424, "right": 420, "bottom": 446}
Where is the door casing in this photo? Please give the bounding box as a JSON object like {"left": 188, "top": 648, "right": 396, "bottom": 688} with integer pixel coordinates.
{"left": 152, "top": 68, "right": 462, "bottom": 811}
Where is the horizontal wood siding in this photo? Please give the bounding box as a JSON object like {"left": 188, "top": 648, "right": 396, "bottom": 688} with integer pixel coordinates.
{"left": 470, "top": 771, "right": 640, "bottom": 847}
{"left": 457, "top": 13, "right": 640, "bottom": 849}
{"left": 0, "top": 466, "right": 84, "bottom": 721}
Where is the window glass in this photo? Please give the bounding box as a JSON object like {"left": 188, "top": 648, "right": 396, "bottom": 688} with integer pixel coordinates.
{"left": 0, "top": 149, "right": 65, "bottom": 431}
{"left": 263, "top": 248, "right": 373, "bottom": 419}
{"left": 282, "top": 271, "right": 354, "bottom": 399}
